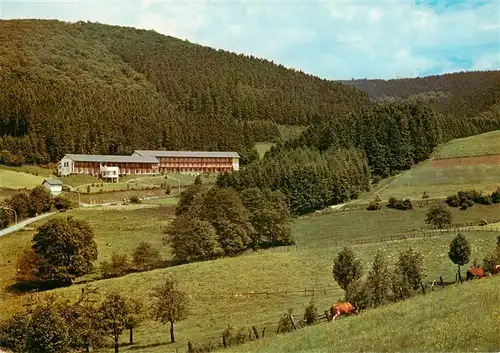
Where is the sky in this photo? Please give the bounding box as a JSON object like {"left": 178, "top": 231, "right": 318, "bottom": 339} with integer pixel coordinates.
{"left": 1, "top": 0, "right": 499, "bottom": 80}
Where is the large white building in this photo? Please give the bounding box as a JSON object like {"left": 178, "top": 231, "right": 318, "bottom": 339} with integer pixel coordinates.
{"left": 56, "top": 150, "right": 240, "bottom": 178}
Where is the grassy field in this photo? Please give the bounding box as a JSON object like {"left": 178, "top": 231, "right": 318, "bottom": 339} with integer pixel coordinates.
{"left": 356, "top": 160, "right": 500, "bottom": 202}
{"left": 435, "top": 129, "right": 500, "bottom": 159}
{"left": 277, "top": 124, "right": 307, "bottom": 141}
{"left": 0, "top": 202, "right": 499, "bottom": 352}
{"left": 255, "top": 143, "right": 276, "bottom": 158}
{"left": 0, "top": 169, "right": 47, "bottom": 189}
{"left": 0, "top": 205, "right": 176, "bottom": 304}
{"left": 224, "top": 276, "right": 500, "bottom": 353}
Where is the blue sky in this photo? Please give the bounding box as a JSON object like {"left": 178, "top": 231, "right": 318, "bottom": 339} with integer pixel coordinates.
{"left": 2, "top": 0, "right": 499, "bottom": 80}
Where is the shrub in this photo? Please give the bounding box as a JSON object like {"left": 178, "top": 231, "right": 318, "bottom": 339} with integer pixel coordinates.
{"left": 366, "top": 201, "right": 380, "bottom": 211}
{"left": 129, "top": 196, "right": 141, "bottom": 204}
{"left": 445, "top": 195, "right": 461, "bottom": 207}
{"left": 100, "top": 253, "right": 131, "bottom": 279}
{"left": 28, "top": 186, "right": 53, "bottom": 215}
{"left": 277, "top": 309, "right": 295, "bottom": 334}
{"left": 490, "top": 187, "right": 500, "bottom": 203}
{"left": 86, "top": 185, "right": 91, "bottom": 194}
{"left": 387, "top": 197, "right": 412, "bottom": 210}
{"left": 345, "top": 279, "right": 372, "bottom": 310}
{"left": 222, "top": 325, "right": 247, "bottom": 347}
{"left": 132, "top": 242, "right": 162, "bottom": 271}
{"left": 303, "top": 299, "right": 318, "bottom": 326}
{"left": 425, "top": 203, "right": 452, "bottom": 228}
{"left": 53, "top": 195, "right": 72, "bottom": 210}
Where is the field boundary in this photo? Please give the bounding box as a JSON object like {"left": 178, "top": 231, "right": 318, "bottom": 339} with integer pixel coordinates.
{"left": 431, "top": 153, "right": 500, "bottom": 167}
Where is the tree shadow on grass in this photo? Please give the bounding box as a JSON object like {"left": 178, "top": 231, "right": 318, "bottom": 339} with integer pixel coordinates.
{"left": 125, "top": 342, "right": 171, "bottom": 351}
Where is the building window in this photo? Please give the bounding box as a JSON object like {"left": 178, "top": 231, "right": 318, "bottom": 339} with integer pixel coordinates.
{"left": 63, "top": 162, "right": 69, "bottom": 167}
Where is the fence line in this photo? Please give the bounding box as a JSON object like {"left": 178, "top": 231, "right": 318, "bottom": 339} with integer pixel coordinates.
{"left": 261, "top": 226, "right": 499, "bottom": 255}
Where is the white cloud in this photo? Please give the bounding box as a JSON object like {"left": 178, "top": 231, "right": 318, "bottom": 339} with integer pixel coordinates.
{"left": 3, "top": 0, "right": 500, "bottom": 79}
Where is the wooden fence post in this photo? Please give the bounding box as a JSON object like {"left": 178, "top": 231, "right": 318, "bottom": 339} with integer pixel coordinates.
{"left": 222, "top": 333, "right": 227, "bottom": 348}
{"left": 289, "top": 315, "right": 297, "bottom": 330}
{"left": 188, "top": 341, "right": 194, "bottom": 353}
{"left": 252, "top": 326, "right": 260, "bottom": 339}
{"left": 440, "top": 276, "right": 444, "bottom": 289}
{"left": 261, "top": 327, "right": 266, "bottom": 338}
{"left": 421, "top": 282, "right": 426, "bottom": 295}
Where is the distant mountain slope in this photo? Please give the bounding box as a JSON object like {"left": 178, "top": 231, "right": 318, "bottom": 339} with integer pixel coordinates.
{"left": 339, "top": 71, "right": 500, "bottom": 119}
{"left": 0, "top": 19, "right": 369, "bottom": 163}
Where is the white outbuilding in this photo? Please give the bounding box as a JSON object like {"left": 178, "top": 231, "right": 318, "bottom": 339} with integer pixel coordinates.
{"left": 42, "top": 179, "right": 63, "bottom": 195}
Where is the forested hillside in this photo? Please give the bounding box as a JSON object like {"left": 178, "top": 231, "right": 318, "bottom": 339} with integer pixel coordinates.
{"left": 339, "top": 71, "right": 500, "bottom": 119}
{"left": 0, "top": 19, "right": 369, "bottom": 164}
{"left": 219, "top": 100, "right": 500, "bottom": 214}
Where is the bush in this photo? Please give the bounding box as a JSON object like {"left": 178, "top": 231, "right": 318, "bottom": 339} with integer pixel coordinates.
{"left": 425, "top": 203, "right": 452, "bottom": 228}
{"left": 222, "top": 325, "right": 247, "bottom": 347}
{"left": 303, "top": 299, "right": 318, "bottom": 326}
{"left": 132, "top": 242, "right": 162, "bottom": 271}
{"left": 129, "top": 196, "right": 141, "bottom": 204}
{"left": 372, "top": 175, "right": 382, "bottom": 184}
{"left": 490, "top": 187, "right": 500, "bottom": 203}
{"left": 100, "top": 253, "right": 131, "bottom": 279}
{"left": 366, "top": 201, "right": 380, "bottom": 211}
{"left": 387, "top": 197, "right": 413, "bottom": 210}
{"left": 53, "top": 195, "right": 72, "bottom": 210}
{"left": 277, "top": 309, "right": 295, "bottom": 334}
{"left": 445, "top": 195, "right": 461, "bottom": 207}
{"left": 345, "top": 279, "right": 372, "bottom": 310}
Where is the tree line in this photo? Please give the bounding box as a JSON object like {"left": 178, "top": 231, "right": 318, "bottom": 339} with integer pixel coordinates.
{"left": 165, "top": 178, "right": 294, "bottom": 262}
{"left": 0, "top": 277, "right": 189, "bottom": 353}
{"left": 217, "top": 101, "right": 500, "bottom": 215}
{"left": 0, "top": 186, "right": 72, "bottom": 229}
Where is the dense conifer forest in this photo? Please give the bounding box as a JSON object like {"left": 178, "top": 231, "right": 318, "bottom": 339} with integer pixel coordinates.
{"left": 0, "top": 19, "right": 368, "bottom": 164}
{"left": 2, "top": 19, "right": 500, "bottom": 215}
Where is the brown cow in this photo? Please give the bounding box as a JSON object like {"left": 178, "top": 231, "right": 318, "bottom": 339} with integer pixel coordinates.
{"left": 330, "top": 302, "right": 359, "bottom": 321}
{"left": 466, "top": 266, "right": 488, "bottom": 281}
{"left": 494, "top": 265, "right": 500, "bottom": 275}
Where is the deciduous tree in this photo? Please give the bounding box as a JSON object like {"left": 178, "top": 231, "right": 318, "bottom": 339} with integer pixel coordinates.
{"left": 32, "top": 217, "right": 97, "bottom": 285}
{"left": 150, "top": 277, "right": 189, "bottom": 343}
{"left": 132, "top": 241, "right": 162, "bottom": 271}
{"left": 425, "top": 203, "right": 453, "bottom": 228}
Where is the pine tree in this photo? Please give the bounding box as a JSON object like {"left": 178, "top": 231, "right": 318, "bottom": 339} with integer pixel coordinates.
{"left": 448, "top": 233, "right": 471, "bottom": 281}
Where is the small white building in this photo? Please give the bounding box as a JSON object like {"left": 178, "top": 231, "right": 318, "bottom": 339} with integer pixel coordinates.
{"left": 42, "top": 179, "right": 63, "bottom": 195}
{"left": 100, "top": 165, "right": 119, "bottom": 182}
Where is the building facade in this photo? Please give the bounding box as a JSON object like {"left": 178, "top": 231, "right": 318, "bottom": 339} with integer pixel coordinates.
{"left": 42, "top": 179, "right": 63, "bottom": 195}
{"left": 133, "top": 150, "right": 240, "bottom": 174}
{"left": 56, "top": 151, "right": 240, "bottom": 178}
{"left": 57, "top": 154, "right": 160, "bottom": 177}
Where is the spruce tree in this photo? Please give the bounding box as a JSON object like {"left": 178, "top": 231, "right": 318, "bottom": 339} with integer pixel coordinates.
{"left": 448, "top": 233, "right": 471, "bottom": 281}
